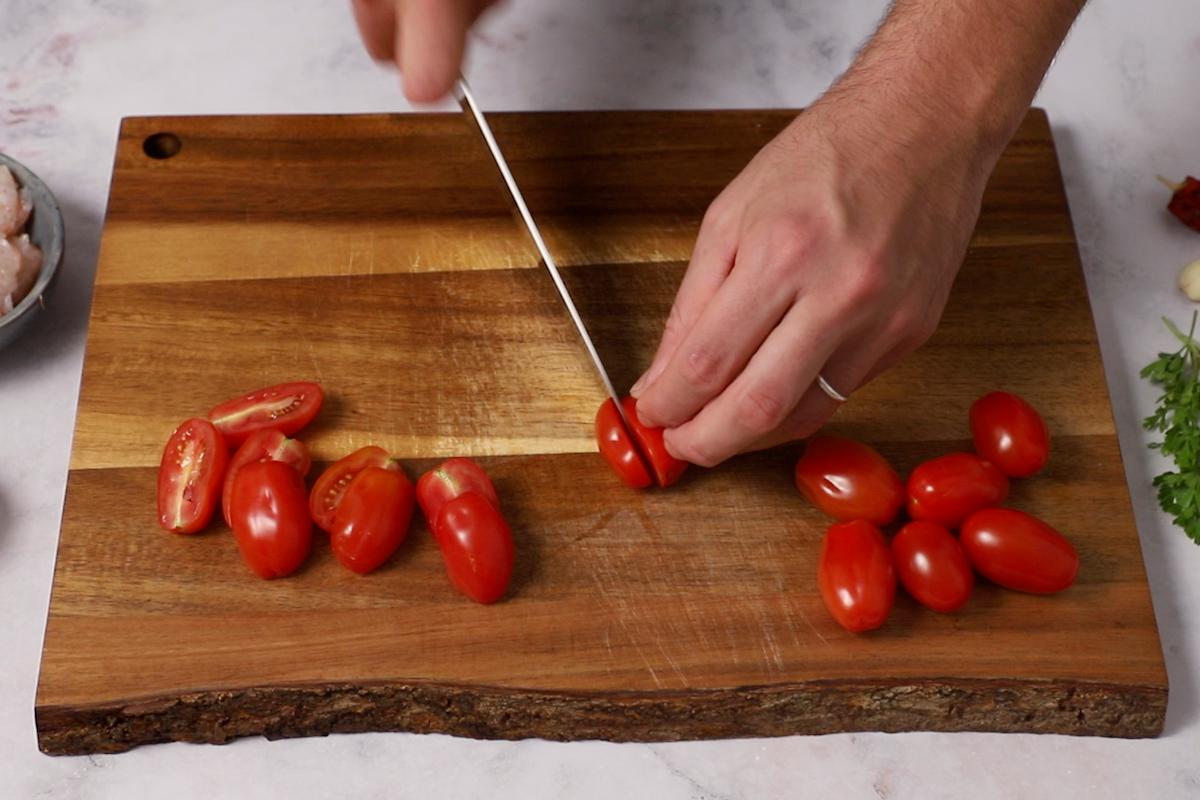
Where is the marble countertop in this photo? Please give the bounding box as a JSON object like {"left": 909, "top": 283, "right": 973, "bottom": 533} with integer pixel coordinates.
{"left": 3, "top": 1, "right": 1198, "bottom": 797}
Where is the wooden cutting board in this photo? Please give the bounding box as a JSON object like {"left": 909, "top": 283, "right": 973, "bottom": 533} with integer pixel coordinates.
{"left": 35, "top": 109, "right": 1167, "bottom": 755}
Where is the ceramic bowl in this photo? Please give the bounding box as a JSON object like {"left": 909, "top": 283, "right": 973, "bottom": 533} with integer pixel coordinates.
{"left": 0, "top": 153, "right": 65, "bottom": 352}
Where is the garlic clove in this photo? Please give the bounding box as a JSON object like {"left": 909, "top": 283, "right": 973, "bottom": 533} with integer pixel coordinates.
{"left": 1179, "top": 258, "right": 1200, "bottom": 301}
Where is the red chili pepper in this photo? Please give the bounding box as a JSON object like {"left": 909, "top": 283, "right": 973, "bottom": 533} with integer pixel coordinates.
{"left": 1161, "top": 175, "right": 1200, "bottom": 233}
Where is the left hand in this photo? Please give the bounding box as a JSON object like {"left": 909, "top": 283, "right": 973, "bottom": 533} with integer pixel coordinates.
{"left": 630, "top": 96, "right": 994, "bottom": 467}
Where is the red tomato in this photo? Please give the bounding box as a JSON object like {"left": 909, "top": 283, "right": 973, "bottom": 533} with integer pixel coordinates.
{"left": 969, "top": 391, "right": 1051, "bottom": 478}
{"left": 228, "top": 460, "right": 313, "bottom": 579}
{"left": 594, "top": 398, "right": 653, "bottom": 489}
{"left": 416, "top": 456, "right": 502, "bottom": 523}
{"left": 157, "top": 418, "right": 229, "bottom": 534}
{"left": 906, "top": 453, "right": 1009, "bottom": 528}
{"left": 309, "top": 446, "right": 397, "bottom": 532}
{"left": 960, "top": 508, "right": 1078, "bottom": 594}
{"left": 433, "top": 491, "right": 515, "bottom": 604}
{"left": 621, "top": 396, "right": 688, "bottom": 488}
{"left": 208, "top": 381, "right": 324, "bottom": 447}
{"left": 221, "top": 429, "right": 311, "bottom": 527}
{"left": 793, "top": 435, "right": 904, "bottom": 525}
{"left": 890, "top": 521, "right": 974, "bottom": 613}
{"left": 330, "top": 466, "right": 416, "bottom": 574}
{"left": 817, "top": 520, "right": 896, "bottom": 632}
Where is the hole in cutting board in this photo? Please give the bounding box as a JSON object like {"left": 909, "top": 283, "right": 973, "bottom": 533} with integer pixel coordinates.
{"left": 143, "top": 132, "right": 182, "bottom": 160}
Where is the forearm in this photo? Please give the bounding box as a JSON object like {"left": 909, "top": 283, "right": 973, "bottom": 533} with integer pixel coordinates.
{"left": 822, "top": 0, "right": 1086, "bottom": 162}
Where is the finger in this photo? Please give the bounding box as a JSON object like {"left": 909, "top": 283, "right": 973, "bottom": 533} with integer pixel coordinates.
{"left": 399, "top": 0, "right": 473, "bottom": 102}
{"left": 635, "top": 247, "right": 795, "bottom": 430}
{"left": 351, "top": 0, "right": 399, "bottom": 62}
{"left": 630, "top": 206, "right": 736, "bottom": 398}
{"left": 658, "top": 300, "right": 841, "bottom": 466}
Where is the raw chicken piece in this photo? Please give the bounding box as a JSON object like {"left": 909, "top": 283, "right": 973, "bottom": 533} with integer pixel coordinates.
{"left": 0, "top": 234, "right": 43, "bottom": 315}
{"left": 0, "top": 166, "right": 33, "bottom": 237}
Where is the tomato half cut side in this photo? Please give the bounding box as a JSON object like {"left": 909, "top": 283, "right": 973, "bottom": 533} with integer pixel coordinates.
{"left": 208, "top": 381, "right": 324, "bottom": 447}
{"left": 228, "top": 460, "right": 313, "bottom": 579}
{"left": 817, "top": 519, "right": 896, "bottom": 633}
{"left": 969, "top": 391, "right": 1051, "bottom": 478}
{"left": 794, "top": 435, "right": 904, "bottom": 525}
{"left": 221, "top": 429, "right": 311, "bottom": 527}
{"left": 309, "top": 445, "right": 397, "bottom": 532}
{"left": 621, "top": 396, "right": 688, "bottom": 488}
{"left": 891, "top": 520, "right": 974, "bottom": 613}
{"left": 594, "top": 398, "right": 653, "bottom": 489}
{"left": 157, "top": 418, "right": 229, "bottom": 534}
{"left": 433, "top": 491, "right": 515, "bottom": 604}
{"left": 416, "top": 457, "right": 502, "bottom": 524}
{"left": 331, "top": 465, "right": 416, "bottom": 575}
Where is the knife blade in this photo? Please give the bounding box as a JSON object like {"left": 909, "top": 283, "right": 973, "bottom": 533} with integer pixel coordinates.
{"left": 455, "top": 77, "right": 632, "bottom": 429}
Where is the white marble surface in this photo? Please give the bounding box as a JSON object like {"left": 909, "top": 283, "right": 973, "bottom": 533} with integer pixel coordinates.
{"left": 2, "top": 1, "right": 1198, "bottom": 796}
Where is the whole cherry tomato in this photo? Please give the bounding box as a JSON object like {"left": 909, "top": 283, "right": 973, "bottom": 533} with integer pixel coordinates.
{"left": 817, "top": 520, "right": 896, "bottom": 633}
{"left": 960, "top": 508, "right": 1078, "bottom": 594}
{"left": 228, "top": 460, "right": 313, "bottom": 579}
{"left": 890, "top": 521, "right": 974, "bottom": 613}
{"left": 906, "top": 453, "right": 1009, "bottom": 528}
{"left": 309, "top": 445, "right": 396, "bottom": 532}
{"left": 595, "top": 398, "right": 653, "bottom": 489}
{"left": 222, "top": 429, "right": 311, "bottom": 527}
{"left": 330, "top": 465, "right": 416, "bottom": 574}
{"left": 208, "top": 381, "right": 324, "bottom": 447}
{"left": 969, "top": 391, "right": 1050, "bottom": 478}
{"left": 433, "top": 492, "right": 514, "bottom": 604}
{"left": 794, "top": 435, "right": 904, "bottom": 525}
{"left": 416, "top": 456, "right": 501, "bottom": 522}
{"left": 157, "top": 418, "right": 229, "bottom": 534}
{"left": 621, "top": 396, "right": 688, "bottom": 487}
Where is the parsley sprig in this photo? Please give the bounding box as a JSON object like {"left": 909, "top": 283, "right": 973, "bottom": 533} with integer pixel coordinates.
{"left": 1142, "top": 312, "right": 1200, "bottom": 544}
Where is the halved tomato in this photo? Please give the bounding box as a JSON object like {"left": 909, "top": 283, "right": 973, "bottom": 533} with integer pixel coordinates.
{"left": 157, "top": 418, "right": 229, "bottom": 534}
{"left": 208, "top": 381, "right": 324, "bottom": 447}
{"left": 416, "top": 457, "right": 501, "bottom": 524}
{"left": 331, "top": 465, "right": 416, "bottom": 574}
{"left": 595, "top": 398, "right": 653, "bottom": 489}
{"left": 621, "top": 396, "right": 688, "bottom": 488}
{"left": 222, "top": 429, "right": 311, "bottom": 527}
{"left": 309, "top": 445, "right": 398, "bottom": 532}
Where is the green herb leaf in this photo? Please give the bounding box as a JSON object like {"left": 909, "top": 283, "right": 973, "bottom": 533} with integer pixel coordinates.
{"left": 1143, "top": 312, "right": 1200, "bottom": 545}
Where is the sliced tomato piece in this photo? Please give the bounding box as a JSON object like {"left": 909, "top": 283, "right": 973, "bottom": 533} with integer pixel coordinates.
{"left": 208, "top": 381, "right": 324, "bottom": 447}
{"left": 621, "top": 396, "right": 688, "bottom": 488}
{"left": 416, "top": 457, "right": 501, "bottom": 524}
{"left": 594, "top": 398, "right": 653, "bottom": 489}
{"left": 309, "top": 445, "right": 398, "bottom": 532}
{"left": 221, "top": 429, "right": 311, "bottom": 527}
{"left": 228, "top": 460, "right": 313, "bottom": 579}
{"left": 433, "top": 491, "right": 515, "bottom": 604}
{"left": 331, "top": 465, "right": 416, "bottom": 574}
{"left": 157, "top": 418, "right": 229, "bottom": 534}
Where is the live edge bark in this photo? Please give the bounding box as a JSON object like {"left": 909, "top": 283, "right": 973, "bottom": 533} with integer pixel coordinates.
{"left": 37, "top": 678, "right": 1166, "bottom": 755}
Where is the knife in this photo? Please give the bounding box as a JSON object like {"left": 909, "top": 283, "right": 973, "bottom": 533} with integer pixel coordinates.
{"left": 455, "top": 77, "right": 632, "bottom": 429}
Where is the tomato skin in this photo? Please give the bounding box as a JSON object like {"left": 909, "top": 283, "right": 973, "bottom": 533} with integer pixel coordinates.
{"left": 157, "top": 418, "right": 229, "bottom": 534}
{"left": 794, "top": 436, "right": 904, "bottom": 525}
{"left": 433, "top": 492, "right": 515, "bottom": 604}
{"left": 960, "top": 508, "right": 1078, "bottom": 594}
{"left": 620, "top": 396, "right": 688, "bottom": 488}
{"left": 969, "top": 391, "right": 1050, "bottom": 478}
{"left": 906, "top": 453, "right": 1010, "bottom": 528}
{"left": 330, "top": 466, "right": 415, "bottom": 574}
{"left": 208, "top": 381, "right": 324, "bottom": 447}
{"left": 416, "top": 457, "right": 502, "bottom": 523}
{"left": 595, "top": 398, "right": 654, "bottom": 489}
{"left": 309, "top": 446, "right": 398, "bottom": 532}
{"left": 891, "top": 521, "right": 974, "bottom": 613}
{"left": 228, "top": 460, "right": 313, "bottom": 579}
{"left": 817, "top": 520, "right": 896, "bottom": 633}
{"left": 222, "top": 430, "right": 311, "bottom": 527}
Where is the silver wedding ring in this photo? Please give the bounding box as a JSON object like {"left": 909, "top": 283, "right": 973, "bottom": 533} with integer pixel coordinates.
{"left": 817, "top": 374, "right": 849, "bottom": 403}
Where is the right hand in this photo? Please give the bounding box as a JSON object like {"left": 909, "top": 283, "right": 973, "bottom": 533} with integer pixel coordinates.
{"left": 351, "top": 0, "right": 500, "bottom": 102}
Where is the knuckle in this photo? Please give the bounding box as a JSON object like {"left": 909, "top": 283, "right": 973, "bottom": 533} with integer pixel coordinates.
{"left": 679, "top": 345, "right": 725, "bottom": 391}
{"left": 840, "top": 258, "right": 889, "bottom": 308}
{"left": 736, "top": 389, "right": 789, "bottom": 435}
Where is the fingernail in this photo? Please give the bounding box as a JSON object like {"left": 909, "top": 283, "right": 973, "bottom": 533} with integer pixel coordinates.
{"left": 630, "top": 373, "right": 648, "bottom": 397}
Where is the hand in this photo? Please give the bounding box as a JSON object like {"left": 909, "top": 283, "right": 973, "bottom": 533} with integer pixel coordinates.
{"left": 351, "top": 0, "right": 500, "bottom": 102}
{"left": 631, "top": 97, "right": 995, "bottom": 467}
